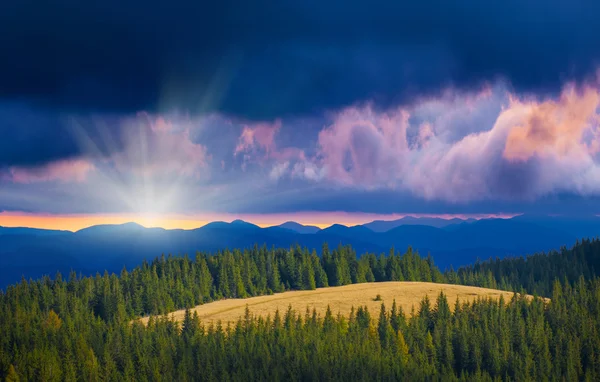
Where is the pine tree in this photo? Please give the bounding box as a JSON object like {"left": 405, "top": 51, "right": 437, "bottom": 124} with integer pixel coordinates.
{"left": 196, "top": 254, "right": 213, "bottom": 302}
{"left": 312, "top": 252, "right": 329, "bottom": 288}
{"left": 397, "top": 331, "right": 409, "bottom": 367}
{"left": 5, "top": 365, "right": 20, "bottom": 382}
{"left": 268, "top": 260, "right": 284, "bottom": 293}
{"left": 217, "top": 259, "right": 230, "bottom": 298}
{"left": 302, "top": 258, "right": 316, "bottom": 290}
{"left": 377, "top": 303, "right": 394, "bottom": 349}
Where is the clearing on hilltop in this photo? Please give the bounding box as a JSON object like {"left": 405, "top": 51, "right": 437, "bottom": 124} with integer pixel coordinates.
{"left": 141, "top": 281, "right": 526, "bottom": 325}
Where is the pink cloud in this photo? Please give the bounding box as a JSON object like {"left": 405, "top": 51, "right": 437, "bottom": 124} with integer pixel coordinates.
{"left": 234, "top": 119, "right": 282, "bottom": 155}
{"left": 503, "top": 86, "right": 600, "bottom": 162}
{"left": 315, "top": 105, "right": 410, "bottom": 187}
{"left": 414, "top": 122, "right": 434, "bottom": 148}
{"left": 397, "top": 87, "right": 600, "bottom": 201}
{"left": 7, "top": 159, "right": 94, "bottom": 184}
{"left": 233, "top": 119, "right": 306, "bottom": 174}
{"left": 271, "top": 147, "right": 306, "bottom": 161}
{"left": 275, "top": 83, "right": 600, "bottom": 202}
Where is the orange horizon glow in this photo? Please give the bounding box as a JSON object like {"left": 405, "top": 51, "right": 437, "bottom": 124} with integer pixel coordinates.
{"left": 0, "top": 211, "right": 520, "bottom": 232}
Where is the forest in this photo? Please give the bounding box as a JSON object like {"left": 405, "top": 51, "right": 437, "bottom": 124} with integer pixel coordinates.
{"left": 2, "top": 239, "right": 600, "bottom": 380}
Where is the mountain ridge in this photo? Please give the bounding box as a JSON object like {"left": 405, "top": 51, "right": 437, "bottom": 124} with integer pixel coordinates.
{"left": 277, "top": 221, "right": 321, "bottom": 234}
{"left": 1, "top": 215, "right": 599, "bottom": 288}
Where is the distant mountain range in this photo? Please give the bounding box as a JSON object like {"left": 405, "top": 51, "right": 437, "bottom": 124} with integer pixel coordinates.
{"left": 278, "top": 221, "right": 321, "bottom": 234}
{"left": 361, "top": 216, "right": 476, "bottom": 232}
{"left": 1, "top": 214, "right": 599, "bottom": 288}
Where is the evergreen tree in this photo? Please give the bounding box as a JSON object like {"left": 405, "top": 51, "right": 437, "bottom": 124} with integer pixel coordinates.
{"left": 196, "top": 254, "right": 213, "bottom": 302}
{"left": 5, "top": 365, "right": 19, "bottom": 382}
{"left": 302, "top": 257, "right": 317, "bottom": 290}
{"left": 268, "top": 259, "right": 284, "bottom": 293}
{"left": 2, "top": 241, "right": 600, "bottom": 381}
{"left": 312, "top": 251, "right": 329, "bottom": 288}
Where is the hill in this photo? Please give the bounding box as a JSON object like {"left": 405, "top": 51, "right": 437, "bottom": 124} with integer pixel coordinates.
{"left": 0, "top": 226, "right": 70, "bottom": 236}
{"left": 141, "top": 281, "right": 522, "bottom": 325}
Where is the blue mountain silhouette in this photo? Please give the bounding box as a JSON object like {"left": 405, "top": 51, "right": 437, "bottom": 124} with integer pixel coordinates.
{"left": 1, "top": 215, "right": 598, "bottom": 288}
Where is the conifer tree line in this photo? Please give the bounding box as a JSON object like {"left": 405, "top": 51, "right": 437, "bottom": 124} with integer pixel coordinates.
{"left": 448, "top": 237, "right": 600, "bottom": 296}
{"left": 3, "top": 239, "right": 600, "bottom": 380}
{"left": 0, "top": 243, "right": 442, "bottom": 321}
{"left": 3, "top": 275, "right": 600, "bottom": 380}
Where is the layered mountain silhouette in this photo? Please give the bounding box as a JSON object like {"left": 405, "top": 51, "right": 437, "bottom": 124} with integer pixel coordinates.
{"left": 1, "top": 214, "right": 599, "bottom": 288}
{"left": 363, "top": 216, "right": 476, "bottom": 231}
{"left": 277, "top": 221, "right": 321, "bottom": 234}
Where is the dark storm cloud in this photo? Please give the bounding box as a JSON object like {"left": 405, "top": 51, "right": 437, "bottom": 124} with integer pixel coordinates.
{"left": 1, "top": 0, "right": 599, "bottom": 119}
{"left": 0, "top": 104, "right": 76, "bottom": 167}
{"left": 219, "top": 185, "right": 600, "bottom": 217}
{"left": 0, "top": 103, "right": 125, "bottom": 167}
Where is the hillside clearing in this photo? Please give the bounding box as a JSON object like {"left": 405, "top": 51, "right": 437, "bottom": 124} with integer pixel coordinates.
{"left": 139, "top": 282, "right": 527, "bottom": 326}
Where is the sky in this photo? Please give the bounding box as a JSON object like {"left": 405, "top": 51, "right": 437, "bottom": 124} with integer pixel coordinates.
{"left": 2, "top": 1, "right": 600, "bottom": 230}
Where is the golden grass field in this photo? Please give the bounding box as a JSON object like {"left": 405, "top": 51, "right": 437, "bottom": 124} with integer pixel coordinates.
{"left": 139, "top": 282, "right": 524, "bottom": 326}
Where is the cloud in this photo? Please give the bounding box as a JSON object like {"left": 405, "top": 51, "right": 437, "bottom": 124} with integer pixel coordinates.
{"left": 3, "top": 79, "right": 600, "bottom": 215}
{"left": 272, "top": 83, "right": 600, "bottom": 202}
{"left": 407, "top": 84, "right": 504, "bottom": 141}
{"left": 414, "top": 123, "right": 434, "bottom": 148}
{"left": 235, "top": 120, "right": 281, "bottom": 156}
{"left": 4, "top": 159, "right": 94, "bottom": 184}
{"left": 0, "top": 103, "right": 124, "bottom": 167}
{"left": 2, "top": 1, "right": 600, "bottom": 118}
{"left": 315, "top": 105, "right": 410, "bottom": 187}
{"left": 269, "top": 161, "right": 290, "bottom": 180}
{"left": 0, "top": 112, "right": 209, "bottom": 188}
{"left": 503, "top": 86, "right": 600, "bottom": 161}
{"left": 111, "top": 113, "right": 209, "bottom": 178}
{"left": 234, "top": 119, "right": 306, "bottom": 170}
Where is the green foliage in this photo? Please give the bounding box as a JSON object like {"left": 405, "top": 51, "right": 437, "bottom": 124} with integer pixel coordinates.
{"left": 452, "top": 238, "right": 600, "bottom": 296}
{"left": 5, "top": 279, "right": 598, "bottom": 381}
{"left": 5, "top": 365, "right": 19, "bottom": 382}
{"left": 3, "top": 240, "right": 600, "bottom": 380}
